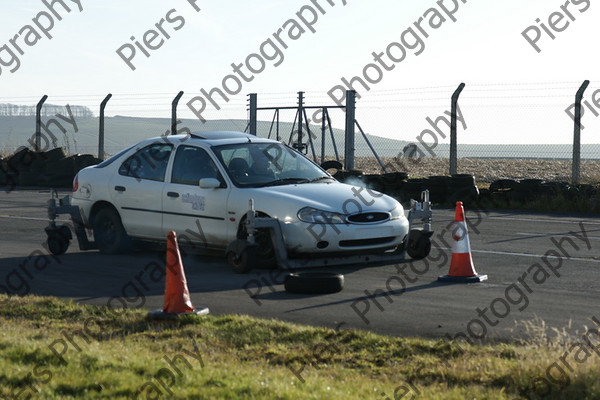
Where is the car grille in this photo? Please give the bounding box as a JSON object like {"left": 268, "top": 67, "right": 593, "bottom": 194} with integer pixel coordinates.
{"left": 339, "top": 236, "right": 396, "bottom": 247}
{"left": 346, "top": 212, "right": 390, "bottom": 224}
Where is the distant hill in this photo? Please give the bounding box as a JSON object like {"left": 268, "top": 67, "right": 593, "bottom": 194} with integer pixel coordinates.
{"left": 0, "top": 115, "right": 408, "bottom": 159}
{"left": 1, "top": 115, "right": 599, "bottom": 160}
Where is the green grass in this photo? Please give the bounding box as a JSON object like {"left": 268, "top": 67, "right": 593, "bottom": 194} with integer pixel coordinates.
{"left": 1, "top": 296, "right": 600, "bottom": 399}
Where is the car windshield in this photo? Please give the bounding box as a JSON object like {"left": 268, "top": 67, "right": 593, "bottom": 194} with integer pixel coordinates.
{"left": 212, "top": 142, "right": 331, "bottom": 188}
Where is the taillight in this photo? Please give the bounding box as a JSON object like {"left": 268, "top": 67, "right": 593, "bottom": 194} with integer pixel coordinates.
{"left": 72, "top": 174, "right": 79, "bottom": 192}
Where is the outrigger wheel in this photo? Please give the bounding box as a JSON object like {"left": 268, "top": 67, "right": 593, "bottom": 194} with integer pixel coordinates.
{"left": 45, "top": 225, "right": 72, "bottom": 256}
{"left": 406, "top": 229, "right": 433, "bottom": 260}
{"left": 226, "top": 239, "right": 258, "bottom": 274}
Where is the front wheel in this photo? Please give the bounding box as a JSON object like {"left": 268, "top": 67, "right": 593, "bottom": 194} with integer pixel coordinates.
{"left": 92, "top": 207, "right": 131, "bottom": 254}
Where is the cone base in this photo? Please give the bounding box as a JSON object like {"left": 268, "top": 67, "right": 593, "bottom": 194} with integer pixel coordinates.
{"left": 438, "top": 274, "right": 488, "bottom": 283}
{"left": 148, "top": 307, "right": 210, "bottom": 321}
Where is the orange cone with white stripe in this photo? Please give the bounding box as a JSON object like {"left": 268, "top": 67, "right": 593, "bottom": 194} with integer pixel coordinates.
{"left": 148, "top": 230, "right": 209, "bottom": 319}
{"left": 438, "top": 202, "right": 488, "bottom": 283}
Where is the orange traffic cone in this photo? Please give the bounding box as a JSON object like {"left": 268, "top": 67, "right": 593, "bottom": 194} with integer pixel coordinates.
{"left": 438, "top": 202, "right": 488, "bottom": 283}
{"left": 148, "top": 231, "right": 209, "bottom": 319}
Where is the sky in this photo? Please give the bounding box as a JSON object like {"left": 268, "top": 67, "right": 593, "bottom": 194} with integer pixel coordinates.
{"left": 0, "top": 0, "right": 598, "bottom": 146}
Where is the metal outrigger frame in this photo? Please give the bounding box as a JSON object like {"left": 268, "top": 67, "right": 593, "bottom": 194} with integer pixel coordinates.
{"left": 226, "top": 190, "right": 433, "bottom": 272}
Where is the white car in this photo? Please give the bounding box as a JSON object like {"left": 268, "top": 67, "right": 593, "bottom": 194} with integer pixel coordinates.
{"left": 71, "top": 131, "right": 410, "bottom": 267}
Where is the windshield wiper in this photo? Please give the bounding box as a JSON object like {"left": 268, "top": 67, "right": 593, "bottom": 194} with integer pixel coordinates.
{"left": 307, "top": 176, "right": 334, "bottom": 183}
{"left": 255, "top": 177, "right": 310, "bottom": 187}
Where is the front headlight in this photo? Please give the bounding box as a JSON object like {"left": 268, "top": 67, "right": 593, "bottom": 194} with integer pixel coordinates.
{"left": 390, "top": 204, "right": 404, "bottom": 220}
{"left": 297, "top": 207, "right": 346, "bottom": 224}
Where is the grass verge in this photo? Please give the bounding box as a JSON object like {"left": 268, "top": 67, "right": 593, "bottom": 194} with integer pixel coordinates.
{"left": 1, "top": 296, "right": 600, "bottom": 399}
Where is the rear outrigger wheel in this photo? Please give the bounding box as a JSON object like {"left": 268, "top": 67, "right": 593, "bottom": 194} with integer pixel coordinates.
{"left": 45, "top": 225, "right": 72, "bottom": 256}
{"left": 226, "top": 240, "right": 258, "bottom": 274}
{"left": 406, "top": 229, "right": 433, "bottom": 260}
{"left": 92, "top": 207, "right": 131, "bottom": 254}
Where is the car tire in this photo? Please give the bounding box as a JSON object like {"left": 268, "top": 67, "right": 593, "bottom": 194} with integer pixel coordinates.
{"left": 284, "top": 272, "right": 344, "bottom": 294}
{"left": 320, "top": 160, "right": 343, "bottom": 172}
{"left": 93, "top": 207, "right": 131, "bottom": 254}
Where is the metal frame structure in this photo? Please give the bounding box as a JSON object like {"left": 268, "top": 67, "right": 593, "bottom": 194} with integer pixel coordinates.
{"left": 246, "top": 90, "right": 386, "bottom": 171}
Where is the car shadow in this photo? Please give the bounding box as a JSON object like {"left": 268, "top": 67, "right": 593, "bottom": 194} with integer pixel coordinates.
{"left": 0, "top": 248, "right": 264, "bottom": 299}
{"left": 262, "top": 281, "right": 446, "bottom": 312}
{"left": 0, "top": 247, "right": 423, "bottom": 308}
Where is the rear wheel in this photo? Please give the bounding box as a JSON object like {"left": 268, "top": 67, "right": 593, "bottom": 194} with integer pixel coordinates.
{"left": 93, "top": 207, "right": 131, "bottom": 254}
{"left": 46, "top": 225, "right": 71, "bottom": 256}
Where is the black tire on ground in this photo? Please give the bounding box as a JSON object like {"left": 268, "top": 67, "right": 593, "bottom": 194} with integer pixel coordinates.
{"left": 406, "top": 230, "right": 432, "bottom": 260}
{"left": 93, "top": 207, "right": 131, "bottom": 254}
{"left": 227, "top": 245, "right": 257, "bottom": 274}
{"left": 46, "top": 225, "right": 71, "bottom": 256}
{"left": 284, "top": 272, "right": 344, "bottom": 294}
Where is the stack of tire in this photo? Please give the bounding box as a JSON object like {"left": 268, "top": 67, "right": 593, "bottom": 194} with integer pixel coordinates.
{"left": 327, "top": 164, "right": 479, "bottom": 206}
{"left": 488, "top": 178, "right": 598, "bottom": 203}
{"left": 1, "top": 147, "right": 101, "bottom": 188}
{"left": 333, "top": 169, "right": 364, "bottom": 186}
{"left": 397, "top": 174, "right": 479, "bottom": 205}
{"left": 447, "top": 174, "right": 480, "bottom": 205}
{"left": 362, "top": 171, "right": 409, "bottom": 197}
{"left": 0, "top": 157, "right": 7, "bottom": 187}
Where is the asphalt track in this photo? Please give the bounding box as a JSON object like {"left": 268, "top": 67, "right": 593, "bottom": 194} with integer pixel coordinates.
{"left": 1, "top": 189, "right": 599, "bottom": 343}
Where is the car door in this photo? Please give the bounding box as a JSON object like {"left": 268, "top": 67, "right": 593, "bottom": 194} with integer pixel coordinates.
{"left": 109, "top": 142, "right": 173, "bottom": 239}
{"left": 162, "top": 145, "right": 231, "bottom": 249}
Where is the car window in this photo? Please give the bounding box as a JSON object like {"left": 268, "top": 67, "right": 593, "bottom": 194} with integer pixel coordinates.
{"left": 118, "top": 143, "right": 173, "bottom": 182}
{"left": 171, "top": 146, "right": 225, "bottom": 186}
{"left": 94, "top": 144, "right": 136, "bottom": 168}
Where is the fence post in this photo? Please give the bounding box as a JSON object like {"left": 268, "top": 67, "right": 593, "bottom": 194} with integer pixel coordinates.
{"left": 572, "top": 80, "right": 590, "bottom": 184}
{"left": 171, "top": 91, "right": 184, "bottom": 136}
{"left": 297, "top": 91, "right": 304, "bottom": 150}
{"left": 344, "top": 90, "right": 356, "bottom": 170}
{"left": 35, "top": 95, "right": 48, "bottom": 152}
{"left": 248, "top": 93, "right": 257, "bottom": 136}
{"left": 450, "top": 83, "right": 466, "bottom": 175}
{"left": 98, "top": 93, "right": 112, "bottom": 159}
{"left": 321, "top": 108, "right": 326, "bottom": 163}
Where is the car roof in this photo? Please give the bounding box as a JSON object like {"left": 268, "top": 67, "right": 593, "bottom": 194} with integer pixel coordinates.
{"left": 142, "top": 131, "right": 278, "bottom": 147}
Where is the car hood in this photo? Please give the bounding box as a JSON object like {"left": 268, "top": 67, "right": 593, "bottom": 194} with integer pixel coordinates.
{"left": 244, "top": 181, "right": 400, "bottom": 216}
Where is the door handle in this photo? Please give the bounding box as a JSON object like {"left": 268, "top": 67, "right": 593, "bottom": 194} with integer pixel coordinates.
{"left": 114, "top": 186, "right": 126, "bottom": 192}
{"left": 167, "top": 191, "right": 179, "bottom": 198}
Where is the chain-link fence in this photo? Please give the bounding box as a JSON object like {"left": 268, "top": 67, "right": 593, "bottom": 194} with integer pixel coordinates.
{"left": 1, "top": 82, "right": 599, "bottom": 185}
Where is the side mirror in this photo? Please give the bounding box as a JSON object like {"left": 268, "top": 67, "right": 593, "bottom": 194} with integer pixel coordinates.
{"left": 199, "top": 178, "right": 221, "bottom": 189}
